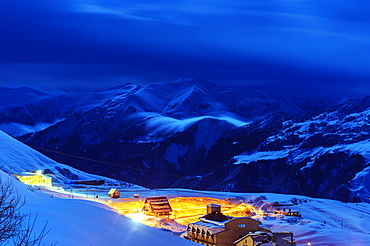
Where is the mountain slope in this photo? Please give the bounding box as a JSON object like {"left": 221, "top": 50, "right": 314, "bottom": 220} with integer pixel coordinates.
{"left": 212, "top": 97, "right": 370, "bottom": 202}
{"left": 0, "top": 79, "right": 302, "bottom": 136}
{"left": 2, "top": 80, "right": 365, "bottom": 202}
{"left": 0, "top": 130, "right": 139, "bottom": 187}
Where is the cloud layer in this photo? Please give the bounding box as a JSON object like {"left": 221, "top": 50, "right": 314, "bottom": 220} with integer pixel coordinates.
{"left": 1, "top": 0, "right": 369, "bottom": 96}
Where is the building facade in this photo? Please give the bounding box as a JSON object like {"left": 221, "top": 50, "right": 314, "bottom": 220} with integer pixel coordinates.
{"left": 108, "top": 188, "right": 120, "bottom": 198}
{"left": 185, "top": 204, "right": 268, "bottom": 246}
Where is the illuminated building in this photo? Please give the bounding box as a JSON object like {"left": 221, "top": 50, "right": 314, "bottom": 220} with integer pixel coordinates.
{"left": 274, "top": 208, "right": 301, "bottom": 217}
{"left": 14, "top": 172, "right": 52, "bottom": 187}
{"left": 185, "top": 204, "right": 270, "bottom": 246}
{"left": 108, "top": 188, "right": 120, "bottom": 198}
{"left": 142, "top": 197, "right": 172, "bottom": 217}
{"left": 234, "top": 231, "right": 296, "bottom": 246}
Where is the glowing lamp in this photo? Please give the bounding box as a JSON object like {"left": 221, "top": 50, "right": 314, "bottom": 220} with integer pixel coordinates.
{"left": 131, "top": 213, "right": 145, "bottom": 222}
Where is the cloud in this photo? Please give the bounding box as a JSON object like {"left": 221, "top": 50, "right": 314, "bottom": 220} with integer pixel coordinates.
{"left": 0, "top": 0, "right": 370, "bottom": 96}
{"left": 73, "top": 3, "right": 156, "bottom": 21}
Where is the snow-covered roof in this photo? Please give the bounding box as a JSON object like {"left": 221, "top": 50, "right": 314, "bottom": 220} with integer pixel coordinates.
{"left": 189, "top": 221, "right": 226, "bottom": 235}
{"left": 108, "top": 188, "right": 119, "bottom": 195}
{"left": 144, "top": 196, "right": 172, "bottom": 213}
{"left": 192, "top": 220, "right": 224, "bottom": 229}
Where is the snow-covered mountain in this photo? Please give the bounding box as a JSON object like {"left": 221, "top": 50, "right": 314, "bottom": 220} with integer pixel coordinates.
{"left": 2, "top": 79, "right": 366, "bottom": 202}
{"left": 204, "top": 96, "right": 370, "bottom": 202}
{"left": 0, "top": 130, "right": 139, "bottom": 188}
{"left": 0, "top": 79, "right": 302, "bottom": 136}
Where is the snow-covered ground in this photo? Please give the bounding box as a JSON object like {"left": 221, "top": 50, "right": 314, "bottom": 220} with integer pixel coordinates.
{"left": 1, "top": 130, "right": 370, "bottom": 245}
{"left": 8, "top": 180, "right": 370, "bottom": 246}
{"left": 0, "top": 130, "right": 197, "bottom": 245}
{"left": 0, "top": 171, "right": 198, "bottom": 246}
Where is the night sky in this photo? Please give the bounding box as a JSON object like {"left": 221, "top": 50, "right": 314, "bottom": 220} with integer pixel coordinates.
{"left": 1, "top": 0, "right": 370, "bottom": 96}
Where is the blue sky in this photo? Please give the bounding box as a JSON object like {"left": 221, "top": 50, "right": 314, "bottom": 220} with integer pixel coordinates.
{"left": 1, "top": 0, "right": 370, "bottom": 96}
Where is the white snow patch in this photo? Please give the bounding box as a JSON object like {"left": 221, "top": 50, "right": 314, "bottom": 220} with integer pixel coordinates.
{"left": 165, "top": 144, "right": 188, "bottom": 171}
{"left": 234, "top": 149, "right": 291, "bottom": 164}
{"left": 350, "top": 166, "right": 370, "bottom": 201}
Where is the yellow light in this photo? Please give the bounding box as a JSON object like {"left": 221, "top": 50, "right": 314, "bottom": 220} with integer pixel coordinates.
{"left": 130, "top": 213, "right": 145, "bottom": 222}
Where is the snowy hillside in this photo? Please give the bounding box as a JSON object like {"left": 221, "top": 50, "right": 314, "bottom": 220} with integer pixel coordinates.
{"left": 0, "top": 170, "right": 198, "bottom": 246}
{"left": 0, "top": 130, "right": 197, "bottom": 245}
{"left": 0, "top": 130, "right": 139, "bottom": 188}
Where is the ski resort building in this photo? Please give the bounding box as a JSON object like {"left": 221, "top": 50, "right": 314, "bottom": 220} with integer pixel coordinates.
{"left": 185, "top": 204, "right": 269, "bottom": 246}
{"left": 142, "top": 196, "right": 172, "bottom": 217}
{"left": 14, "top": 172, "right": 52, "bottom": 187}
{"left": 108, "top": 188, "right": 120, "bottom": 198}
{"left": 233, "top": 231, "right": 296, "bottom": 246}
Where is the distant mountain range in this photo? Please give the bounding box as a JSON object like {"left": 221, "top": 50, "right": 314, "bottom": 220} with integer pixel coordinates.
{"left": 1, "top": 79, "right": 368, "bottom": 202}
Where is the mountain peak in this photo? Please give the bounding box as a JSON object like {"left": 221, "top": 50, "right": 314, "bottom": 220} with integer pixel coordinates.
{"left": 0, "top": 86, "right": 48, "bottom": 96}
{"left": 104, "top": 82, "right": 137, "bottom": 91}
{"left": 175, "top": 78, "right": 223, "bottom": 89}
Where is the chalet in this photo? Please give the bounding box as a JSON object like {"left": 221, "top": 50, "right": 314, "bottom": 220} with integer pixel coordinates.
{"left": 108, "top": 188, "right": 120, "bottom": 198}
{"left": 233, "top": 232, "right": 273, "bottom": 246}
{"left": 142, "top": 196, "right": 172, "bottom": 217}
{"left": 233, "top": 231, "right": 296, "bottom": 246}
{"left": 14, "top": 173, "right": 52, "bottom": 187}
{"left": 185, "top": 204, "right": 270, "bottom": 246}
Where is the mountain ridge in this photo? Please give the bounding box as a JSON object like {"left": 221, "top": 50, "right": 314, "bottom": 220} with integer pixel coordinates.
{"left": 0, "top": 79, "right": 367, "bottom": 202}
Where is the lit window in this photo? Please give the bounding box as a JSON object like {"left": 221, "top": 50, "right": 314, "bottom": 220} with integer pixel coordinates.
{"left": 238, "top": 224, "right": 246, "bottom": 228}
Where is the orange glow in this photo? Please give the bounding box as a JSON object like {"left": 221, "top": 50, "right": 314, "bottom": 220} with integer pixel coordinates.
{"left": 168, "top": 197, "right": 253, "bottom": 225}
{"left": 112, "top": 199, "right": 144, "bottom": 214}
{"left": 46, "top": 190, "right": 268, "bottom": 233}
{"left": 108, "top": 197, "right": 259, "bottom": 230}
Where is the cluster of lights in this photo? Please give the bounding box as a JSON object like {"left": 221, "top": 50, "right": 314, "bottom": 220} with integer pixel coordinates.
{"left": 16, "top": 171, "right": 52, "bottom": 187}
